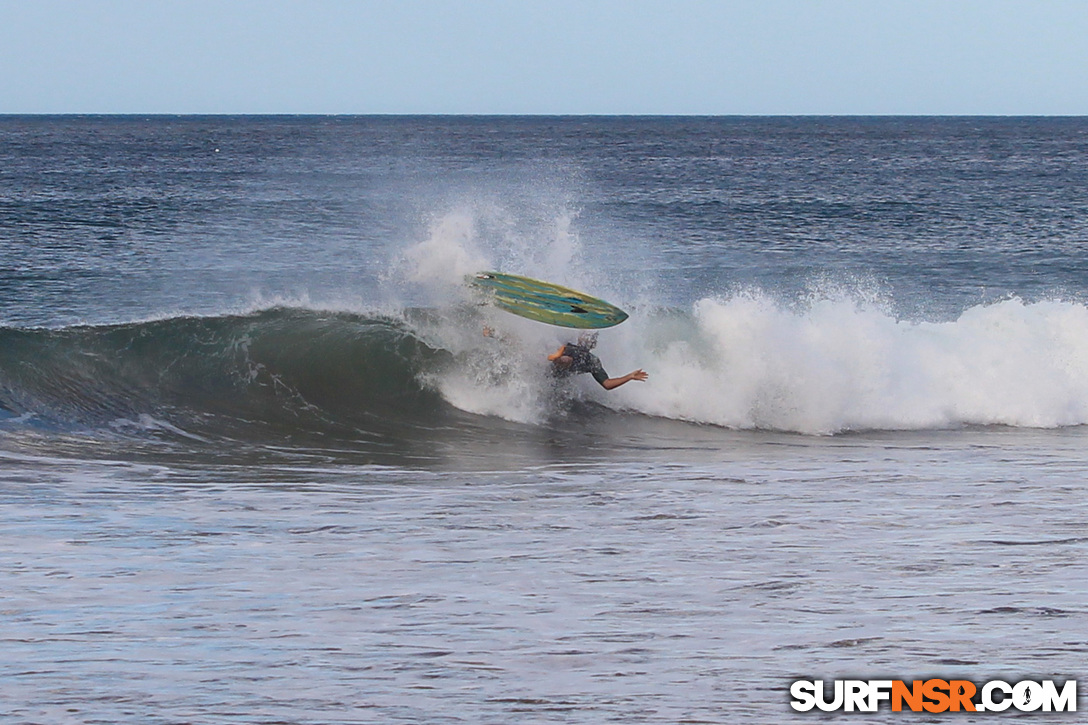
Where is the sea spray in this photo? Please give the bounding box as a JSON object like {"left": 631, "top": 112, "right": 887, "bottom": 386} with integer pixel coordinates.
{"left": 393, "top": 211, "right": 1088, "bottom": 434}
{"left": 401, "top": 211, "right": 491, "bottom": 291}
{"left": 393, "top": 205, "right": 606, "bottom": 423}
{"left": 395, "top": 205, "right": 594, "bottom": 302}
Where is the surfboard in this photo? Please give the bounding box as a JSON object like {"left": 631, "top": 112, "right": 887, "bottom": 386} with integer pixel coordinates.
{"left": 467, "top": 272, "right": 629, "bottom": 329}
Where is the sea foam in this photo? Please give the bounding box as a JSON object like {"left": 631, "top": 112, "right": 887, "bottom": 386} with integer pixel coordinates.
{"left": 395, "top": 207, "right": 1088, "bottom": 434}
{"left": 610, "top": 293, "right": 1088, "bottom": 434}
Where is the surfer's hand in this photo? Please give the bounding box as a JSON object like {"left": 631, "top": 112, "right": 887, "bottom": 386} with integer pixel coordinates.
{"left": 601, "top": 369, "right": 648, "bottom": 390}
{"left": 482, "top": 326, "right": 495, "bottom": 338}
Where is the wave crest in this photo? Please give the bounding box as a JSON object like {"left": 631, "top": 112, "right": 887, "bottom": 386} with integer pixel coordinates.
{"left": 616, "top": 294, "right": 1088, "bottom": 433}
{"left": 5, "top": 295, "right": 1088, "bottom": 442}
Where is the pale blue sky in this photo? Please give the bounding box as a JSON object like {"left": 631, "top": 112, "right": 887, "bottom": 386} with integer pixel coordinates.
{"left": 2, "top": 0, "right": 1087, "bottom": 115}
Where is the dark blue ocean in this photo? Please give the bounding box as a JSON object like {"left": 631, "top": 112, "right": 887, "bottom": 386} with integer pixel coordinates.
{"left": 2, "top": 116, "right": 1087, "bottom": 722}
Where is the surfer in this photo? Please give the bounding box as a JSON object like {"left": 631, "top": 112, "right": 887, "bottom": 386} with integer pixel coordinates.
{"left": 547, "top": 332, "right": 648, "bottom": 390}
{"left": 483, "top": 327, "right": 647, "bottom": 390}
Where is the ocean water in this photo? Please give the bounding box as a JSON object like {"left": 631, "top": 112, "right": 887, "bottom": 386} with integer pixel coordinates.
{"left": 2, "top": 116, "right": 1087, "bottom": 723}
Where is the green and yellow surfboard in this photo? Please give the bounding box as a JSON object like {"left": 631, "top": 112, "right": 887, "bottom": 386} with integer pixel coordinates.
{"left": 468, "top": 272, "right": 629, "bottom": 329}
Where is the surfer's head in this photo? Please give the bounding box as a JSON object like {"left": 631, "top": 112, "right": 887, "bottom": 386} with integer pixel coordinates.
{"left": 577, "top": 332, "right": 598, "bottom": 350}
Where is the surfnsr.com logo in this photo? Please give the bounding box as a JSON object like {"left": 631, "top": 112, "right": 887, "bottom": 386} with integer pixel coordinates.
{"left": 790, "top": 679, "right": 1077, "bottom": 713}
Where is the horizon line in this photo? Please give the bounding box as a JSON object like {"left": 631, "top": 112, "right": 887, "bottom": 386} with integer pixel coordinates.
{"left": 3, "top": 112, "right": 1087, "bottom": 119}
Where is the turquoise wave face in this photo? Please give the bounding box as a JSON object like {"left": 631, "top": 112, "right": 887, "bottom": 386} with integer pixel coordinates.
{"left": 0, "top": 308, "right": 449, "bottom": 437}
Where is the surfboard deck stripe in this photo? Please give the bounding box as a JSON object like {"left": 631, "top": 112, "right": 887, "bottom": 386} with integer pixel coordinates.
{"left": 468, "top": 272, "right": 629, "bottom": 329}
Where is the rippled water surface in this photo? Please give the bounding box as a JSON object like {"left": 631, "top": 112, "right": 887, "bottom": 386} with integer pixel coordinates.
{"left": 4, "top": 428, "right": 1087, "bottom": 723}
{"left": 3, "top": 117, "right": 1088, "bottom": 722}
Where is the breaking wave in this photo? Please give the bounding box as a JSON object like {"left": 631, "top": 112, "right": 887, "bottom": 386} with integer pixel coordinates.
{"left": 618, "top": 293, "right": 1088, "bottom": 434}
{"left": 0, "top": 308, "right": 449, "bottom": 440}
{"left": 3, "top": 293, "right": 1088, "bottom": 447}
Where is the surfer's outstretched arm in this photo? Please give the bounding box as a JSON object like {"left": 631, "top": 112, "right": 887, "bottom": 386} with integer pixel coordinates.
{"left": 600, "top": 369, "right": 648, "bottom": 390}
